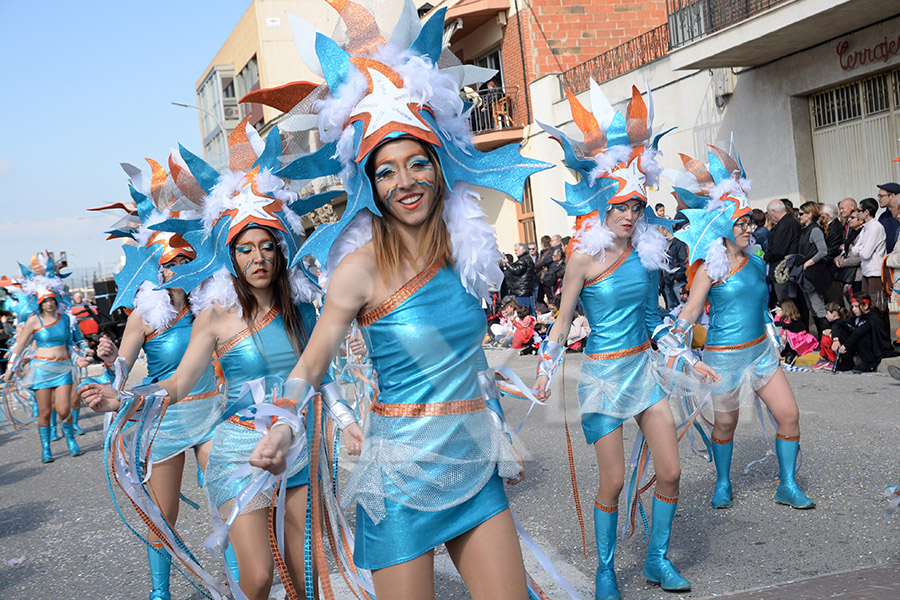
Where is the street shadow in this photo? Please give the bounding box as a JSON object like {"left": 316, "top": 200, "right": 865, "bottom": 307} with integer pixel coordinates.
{"left": 0, "top": 561, "right": 39, "bottom": 594}
{"left": 0, "top": 500, "right": 57, "bottom": 540}
{"left": 0, "top": 460, "right": 43, "bottom": 487}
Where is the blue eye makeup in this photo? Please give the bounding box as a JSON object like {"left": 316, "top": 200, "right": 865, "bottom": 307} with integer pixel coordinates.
{"left": 235, "top": 244, "right": 252, "bottom": 255}
{"left": 407, "top": 155, "right": 432, "bottom": 171}
{"left": 375, "top": 163, "right": 397, "bottom": 181}
{"left": 260, "top": 240, "right": 275, "bottom": 252}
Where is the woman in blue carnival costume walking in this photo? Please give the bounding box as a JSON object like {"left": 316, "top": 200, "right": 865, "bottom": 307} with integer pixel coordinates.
{"left": 532, "top": 82, "right": 716, "bottom": 600}
{"left": 241, "top": 2, "right": 549, "bottom": 598}
{"left": 88, "top": 160, "right": 234, "bottom": 600}
{"left": 81, "top": 123, "right": 329, "bottom": 600}
{"left": 5, "top": 255, "right": 90, "bottom": 462}
{"left": 667, "top": 145, "right": 815, "bottom": 511}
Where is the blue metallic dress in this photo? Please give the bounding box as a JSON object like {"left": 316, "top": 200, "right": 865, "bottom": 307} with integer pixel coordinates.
{"left": 578, "top": 245, "right": 666, "bottom": 444}
{"left": 28, "top": 314, "right": 76, "bottom": 389}
{"left": 346, "top": 264, "right": 518, "bottom": 571}
{"left": 702, "top": 253, "right": 780, "bottom": 412}
{"left": 141, "top": 306, "right": 221, "bottom": 463}
{"left": 203, "top": 304, "right": 316, "bottom": 516}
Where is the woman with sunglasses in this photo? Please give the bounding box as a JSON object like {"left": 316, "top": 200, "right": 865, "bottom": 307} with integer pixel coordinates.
{"left": 672, "top": 146, "right": 815, "bottom": 512}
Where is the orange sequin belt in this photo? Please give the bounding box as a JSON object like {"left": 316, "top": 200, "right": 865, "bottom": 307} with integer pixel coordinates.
{"left": 227, "top": 414, "right": 257, "bottom": 430}
{"left": 704, "top": 334, "right": 766, "bottom": 352}
{"left": 585, "top": 340, "right": 651, "bottom": 361}
{"left": 33, "top": 355, "right": 69, "bottom": 362}
{"left": 370, "top": 397, "right": 484, "bottom": 417}
{"left": 181, "top": 388, "right": 219, "bottom": 402}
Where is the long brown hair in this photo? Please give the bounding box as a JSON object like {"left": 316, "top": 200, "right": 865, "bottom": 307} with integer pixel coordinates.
{"left": 367, "top": 141, "right": 453, "bottom": 281}
{"left": 230, "top": 227, "right": 307, "bottom": 356}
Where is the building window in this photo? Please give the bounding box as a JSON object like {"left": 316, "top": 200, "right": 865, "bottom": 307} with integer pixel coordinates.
{"left": 517, "top": 181, "right": 536, "bottom": 244}
{"left": 863, "top": 73, "right": 890, "bottom": 115}
{"left": 236, "top": 56, "right": 260, "bottom": 120}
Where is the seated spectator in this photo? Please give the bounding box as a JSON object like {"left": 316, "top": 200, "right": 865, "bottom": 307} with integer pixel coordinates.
{"left": 566, "top": 309, "right": 590, "bottom": 352}
{"left": 813, "top": 302, "right": 851, "bottom": 370}
{"left": 774, "top": 299, "right": 818, "bottom": 365}
{"left": 832, "top": 294, "right": 895, "bottom": 373}
{"left": 537, "top": 296, "right": 559, "bottom": 324}
{"left": 512, "top": 305, "right": 537, "bottom": 353}
{"left": 489, "top": 298, "right": 518, "bottom": 347}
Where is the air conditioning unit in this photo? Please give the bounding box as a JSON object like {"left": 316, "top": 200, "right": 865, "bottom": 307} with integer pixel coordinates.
{"left": 223, "top": 103, "right": 241, "bottom": 121}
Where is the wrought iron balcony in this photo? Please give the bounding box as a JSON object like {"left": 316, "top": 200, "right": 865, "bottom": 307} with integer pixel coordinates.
{"left": 667, "top": 0, "right": 790, "bottom": 48}
{"left": 561, "top": 25, "right": 670, "bottom": 94}
{"left": 466, "top": 85, "right": 519, "bottom": 134}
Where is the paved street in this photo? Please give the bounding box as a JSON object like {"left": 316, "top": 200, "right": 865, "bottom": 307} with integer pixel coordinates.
{"left": 1, "top": 351, "right": 899, "bottom": 599}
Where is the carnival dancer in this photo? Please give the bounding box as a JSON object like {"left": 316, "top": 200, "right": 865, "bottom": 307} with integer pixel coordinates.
{"left": 81, "top": 126, "right": 326, "bottom": 600}
{"left": 532, "top": 82, "right": 715, "bottom": 599}
{"left": 88, "top": 161, "right": 232, "bottom": 600}
{"left": 667, "top": 144, "right": 815, "bottom": 510}
{"left": 242, "top": 3, "right": 549, "bottom": 598}
{"left": 5, "top": 257, "right": 91, "bottom": 462}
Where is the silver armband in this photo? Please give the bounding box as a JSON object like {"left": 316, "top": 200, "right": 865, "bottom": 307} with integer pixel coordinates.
{"left": 675, "top": 318, "right": 693, "bottom": 349}
{"left": 536, "top": 340, "right": 565, "bottom": 386}
{"left": 320, "top": 381, "right": 359, "bottom": 430}
{"left": 8, "top": 351, "right": 22, "bottom": 374}
{"left": 765, "top": 322, "right": 782, "bottom": 352}
{"left": 477, "top": 369, "right": 499, "bottom": 401}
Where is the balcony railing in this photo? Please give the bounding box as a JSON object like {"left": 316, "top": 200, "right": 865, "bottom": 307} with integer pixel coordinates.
{"left": 466, "top": 85, "right": 519, "bottom": 133}
{"left": 561, "top": 25, "right": 670, "bottom": 94}
{"left": 667, "top": 0, "right": 790, "bottom": 48}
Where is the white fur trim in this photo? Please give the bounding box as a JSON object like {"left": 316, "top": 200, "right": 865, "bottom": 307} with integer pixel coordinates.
{"left": 703, "top": 239, "right": 729, "bottom": 282}
{"left": 632, "top": 219, "right": 670, "bottom": 272}
{"left": 572, "top": 215, "right": 615, "bottom": 261}
{"left": 136, "top": 208, "right": 171, "bottom": 249}
{"left": 588, "top": 145, "right": 633, "bottom": 184}
{"left": 202, "top": 170, "right": 247, "bottom": 232}
{"left": 443, "top": 183, "right": 503, "bottom": 303}
{"left": 188, "top": 268, "right": 242, "bottom": 316}
{"left": 289, "top": 266, "right": 322, "bottom": 304}
{"left": 134, "top": 281, "right": 177, "bottom": 333}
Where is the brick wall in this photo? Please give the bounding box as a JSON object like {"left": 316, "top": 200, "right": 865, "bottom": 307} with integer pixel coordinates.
{"left": 500, "top": 10, "right": 536, "bottom": 128}
{"left": 526, "top": 0, "right": 668, "bottom": 78}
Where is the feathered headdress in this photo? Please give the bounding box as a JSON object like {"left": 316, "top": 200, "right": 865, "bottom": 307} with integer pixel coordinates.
{"left": 239, "top": 0, "right": 550, "bottom": 300}
{"left": 17, "top": 253, "right": 69, "bottom": 315}
{"left": 668, "top": 143, "right": 753, "bottom": 281}
{"left": 89, "top": 158, "right": 201, "bottom": 317}
{"left": 538, "top": 79, "right": 674, "bottom": 268}
{"left": 149, "top": 118, "right": 331, "bottom": 310}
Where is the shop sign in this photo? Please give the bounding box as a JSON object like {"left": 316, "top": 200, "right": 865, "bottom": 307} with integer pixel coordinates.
{"left": 837, "top": 37, "right": 900, "bottom": 71}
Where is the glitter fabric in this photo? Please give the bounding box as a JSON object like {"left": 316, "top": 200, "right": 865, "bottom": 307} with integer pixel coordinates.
{"left": 140, "top": 308, "right": 221, "bottom": 463}
{"left": 345, "top": 266, "right": 519, "bottom": 570}
{"left": 705, "top": 255, "right": 768, "bottom": 347}
{"left": 32, "top": 314, "right": 70, "bottom": 348}
{"left": 204, "top": 305, "right": 320, "bottom": 516}
{"left": 357, "top": 263, "right": 440, "bottom": 327}
{"left": 702, "top": 338, "right": 779, "bottom": 413}
{"left": 23, "top": 358, "right": 73, "bottom": 390}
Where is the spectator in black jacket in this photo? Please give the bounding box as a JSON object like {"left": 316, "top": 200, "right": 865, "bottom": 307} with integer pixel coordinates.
{"left": 659, "top": 226, "right": 688, "bottom": 310}
{"left": 838, "top": 197, "right": 859, "bottom": 250}
{"left": 821, "top": 204, "right": 843, "bottom": 264}
{"left": 501, "top": 243, "right": 536, "bottom": 314}
{"left": 876, "top": 182, "right": 900, "bottom": 253}
{"left": 764, "top": 199, "right": 801, "bottom": 303}
{"left": 750, "top": 208, "right": 769, "bottom": 252}
{"left": 539, "top": 247, "right": 565, "bottom": 304}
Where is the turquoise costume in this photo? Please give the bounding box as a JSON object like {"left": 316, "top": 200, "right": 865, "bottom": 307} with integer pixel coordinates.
{"left": 140, "top": 307, "right": 221, "bottom": 463}
{"left": 29, "top": 314, "right": 76, "bottom": 390}
{"left": 346, "top": 265, "right": 517, "bottom": 571}
{"left": 703, "top": 253, "right": 780, "bottom": 412}
{"left": 578, "top": 246, "right": 666, "bottom": 444}
{"left": 204, "top": 304, "right": 318, "bottom": 515}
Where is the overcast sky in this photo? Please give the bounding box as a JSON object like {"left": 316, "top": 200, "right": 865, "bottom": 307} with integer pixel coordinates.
{"left": 0, "top": 0, "right": 253, "bottom": 283}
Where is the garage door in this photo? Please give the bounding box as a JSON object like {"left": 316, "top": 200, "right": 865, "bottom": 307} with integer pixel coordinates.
{"left": 810, "top": 68, "right": 900, "bottom": 204}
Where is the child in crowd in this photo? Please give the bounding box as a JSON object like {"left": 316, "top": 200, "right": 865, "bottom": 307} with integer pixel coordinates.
{"left": 774, "top": 299, "right": 818, "bottom": 365}
{"left": 489, "top": 298, "right": 518, "bottom": 347}
{"left": 831, "top": 294, "right": 895, "bottom": 372}
{"left": 512, "top": 304, "right": 537, "bottom": 353}
{"left": 813, "top": 302, "right": 851, "bottom": 370}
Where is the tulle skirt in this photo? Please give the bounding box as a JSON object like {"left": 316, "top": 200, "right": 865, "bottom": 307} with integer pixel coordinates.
{"left": 204, "top": 419, "right": 309, "bottom": 517}
{"left": 342, "top": 406, "right": 519, "bottom": 570}
{"left": 149, "top": 391, "right": 222, "bottom": 464}
{"left": 578, "top": 348, "right": 666, "bottom": 444}
{"left": 24, "top": 358, "right": 73, "bottom": 390}
{"left": 702, "top": 337, "right": 780, "bottom": 412}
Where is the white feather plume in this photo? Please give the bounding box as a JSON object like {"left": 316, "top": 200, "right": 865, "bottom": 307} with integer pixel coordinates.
{"left": 572, "top": 214, "right": 615, "bottom": 261}
{"left": 703, "top": 238, "right": 730, "bottom": 282}
{"left": 188, "top": 268, "right": 241, "bottom": 316}
{"left": 588, "top": 145, "right": 634, "bottom": 184}
{"left": 134, "top": 281, "right": 177, "bottom": 333}
{"left": 135, "top": 208, "right": 171, "bottom": 248}
{"left": 632, "top": 219, "right": 670, "bottom": 272}
{"left": 202, "top": 171, "right": 247, "bottom": 233}
{"left": 289, "top": 266, "right": 322, "bottom": 304}
{"left": 443, "top": 183, "right": 503, "bottom": 302}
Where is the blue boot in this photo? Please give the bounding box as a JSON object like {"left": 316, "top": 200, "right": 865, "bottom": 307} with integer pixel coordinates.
{"left": 50, "top": 410, "right": 62, "bottom": 441}
{"left": 224, "top": 541, "right": 240, "bottom": 583}
{"left": 147, "top": 544, "right": 171, "bottom": 600}
{"left": 62, "top": 422, "right": 82, "bottom": 457}
{"left": 710, "top": 437, "right": 734, "bottom": 509}
{"left": 38, "top": 426, "right": 54, "bottom": 463}
{"left": 71, "top": 408, "right": 85, "bottom": 435}
{"left": 773, "top": 435, "right": 815, "bottom": 509}
{"left": 593, "top": 502, "right": 621, "bottom": 600}
{"left": 642, "top": 493, "right": 690, "bottom": 592}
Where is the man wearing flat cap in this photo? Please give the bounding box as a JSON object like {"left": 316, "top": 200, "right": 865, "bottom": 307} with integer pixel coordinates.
{"left": 876, "top": 182, "right": 900, "bottom": 253}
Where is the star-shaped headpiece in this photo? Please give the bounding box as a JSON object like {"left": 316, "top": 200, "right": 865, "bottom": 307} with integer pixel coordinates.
{"left": 236, "top": 0, "right": 550, "bottom": 277}
{"left": 668, "top": 142, "right": 753, "bottom": 264}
